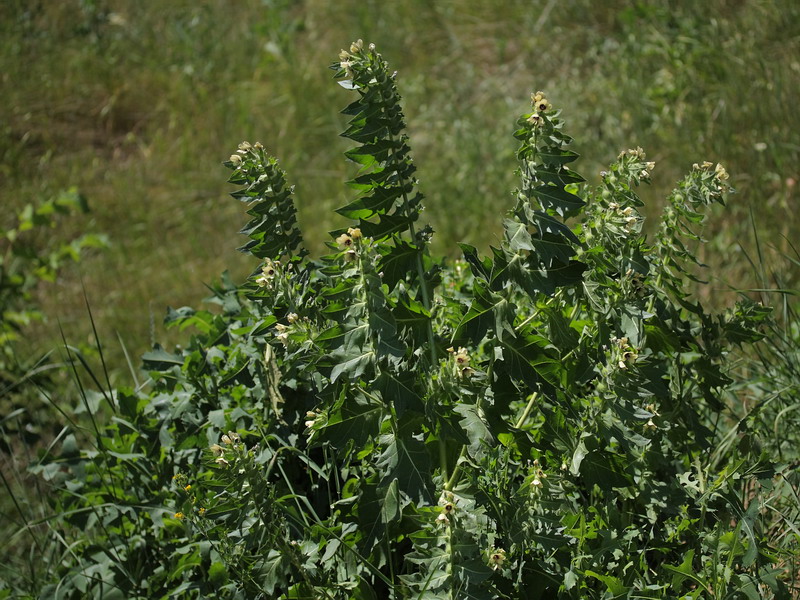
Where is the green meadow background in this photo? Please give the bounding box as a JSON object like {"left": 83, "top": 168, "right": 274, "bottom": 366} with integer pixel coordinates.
{"left": 2, "top": 0, "right": 799, "bottom": 376}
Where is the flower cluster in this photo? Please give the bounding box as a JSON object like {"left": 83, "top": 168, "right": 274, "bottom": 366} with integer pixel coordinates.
{"left": 255, "top": 258, "right": 279, "bottom": 288}
{"left": 303, "top": 410, "right": 329, "bottom": 445}
{"left": 530, "top": 459, "right": 548, "bottom": 490}
{"left": 304, "top": 410, "right": 320, "bottom": 429}
{"left": 337, "top": 39, "right": 376, "bottom": 79}
{"left": 618, "top": 146, "right": 656, "bottom": 180}
{"left": 610, "top": 336, "right": 638, "bottom": 370}
{"left": 692, "top": 160, "right": 731, "bottom": 197}
{"left": 621, "top": 267, "right": 647, "bottom": 298}
{"left": 447, "top": 346, "right": 474, "bottom": 378}
{"left": 272, "top": 312, "right": 311, "bottom": 348}
{"left": 644, "top": 402, "right": 660, "bottom": 430}
{"left": 210, "top": 430, "right": 242, "bottom": 467}
{"left": 693, "top": 160, "right": 729, "bottom": 181}
{"left": 437, "top": 491, "right": 456, "bottom": 525}
{"left": 171, "top": 473, "right": 201, "bottom": 522}
{"left": 607, "top": 202, "right": 641, "bottom": 234}
{"left": 274, "top": 323, "right": 290, "bottom": 347}
{"left": 527, "top": 91, "right": 552, "bottom": 127}
{"left": 336, "top": 227, "right": 363, "bottom": 262}
{"left": 229, "top": 140, "right": 264, "bottom": 168}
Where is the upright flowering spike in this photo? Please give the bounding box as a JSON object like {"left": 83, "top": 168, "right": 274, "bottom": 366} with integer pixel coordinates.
{"left": 226, "top": 147, "right": 307, "bottom": 262}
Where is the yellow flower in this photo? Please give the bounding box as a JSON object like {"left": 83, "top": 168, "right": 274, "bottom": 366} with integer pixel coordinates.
{"left": 238, "top": 141, "right": 252, "bottom": 152}
{"left": 453, "top": 347, "right": 470, "bottom": 366}
{"left": 174, "top": 512, "right": 184, "bottom": 519}
{"left": 350, "top": 39, "right": 364, "bottom": 53}
{"left": 347, "top": 227, "right": 363, "bottom": 240}
{"left": 530, "top": 91, "right": 551, "bottom": 112}
{"left": 256, "top": 259, "right": 279, "bottom": 287}
{"left": 336, "top": 233, "right": 354, "bottom": 248}
{"left": 184, "top": 484, "right": 192, "bottom": 492}
{"left": 198, "top": 507, "right": 206, "bottom": 516}
{"left": 229, "top": 154, "right": 242, "bottom": 166}
{"left": 210, "top": 443, "right": 224, "bottom": 456}
{"left": 221, "top": 431, "right": 240, "bottom": 445}
{"left": 527, "top": 112, "right": 542, "bottom": 127}
{"left": 488, "top": 547, "right": 506, "bottom": 570}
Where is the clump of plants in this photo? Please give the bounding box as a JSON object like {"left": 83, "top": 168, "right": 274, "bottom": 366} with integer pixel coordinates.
{"left": 24, "top": 40, "right": 792, "bottom": 599}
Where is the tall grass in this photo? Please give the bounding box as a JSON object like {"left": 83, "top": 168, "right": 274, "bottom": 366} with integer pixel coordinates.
{"left": 1, "top": 0, "right": 798, "bottom": 375}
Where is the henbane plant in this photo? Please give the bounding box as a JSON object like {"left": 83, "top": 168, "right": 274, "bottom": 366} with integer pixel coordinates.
{"left": 28, "top": 40, "right": 790, "bottom": 599}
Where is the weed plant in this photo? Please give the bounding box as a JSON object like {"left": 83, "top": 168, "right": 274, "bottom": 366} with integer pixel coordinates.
{"left": 2, "top": 1, "right": 798, "bottom": 376}
{"left": 5, "top": 40, "right": 797, "bottom": 599}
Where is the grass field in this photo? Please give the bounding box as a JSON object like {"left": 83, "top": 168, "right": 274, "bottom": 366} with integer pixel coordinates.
{"left": 2, "top": 0, "right": 799, "bottom": 377}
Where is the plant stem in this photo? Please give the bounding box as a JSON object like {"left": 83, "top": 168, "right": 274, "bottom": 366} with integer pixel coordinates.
{"left": 439, "top": 440, "right": 449, "bottom": 487}
{"left": 390, "top": 134, "right": 437, "bottom": 367}
{"left": 444, "top": 446, "right": 466, "bottom": 492}
{"left": 514, "top": 392, "right": 539, "bottom": 429}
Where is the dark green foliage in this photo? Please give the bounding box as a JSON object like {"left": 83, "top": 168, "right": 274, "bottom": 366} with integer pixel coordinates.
{"left": 16, "top": 41, "right": 796, "bottom": 599}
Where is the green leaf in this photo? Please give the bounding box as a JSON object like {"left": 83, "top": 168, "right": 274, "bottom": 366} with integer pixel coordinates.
{"left": 375, "top": 370, "right": 423, "bottom": 416}
{"left": 537, "top": 148, "right": 579, "bottom": 166}
{"left": 141, "top": 345, "right": 184, "bottom": 370}
{"left": 377, "top": 431, "right": 434, "bottom": 505}
{"left": 583, "top": 570, "right": 630, "bottom": 597}
{"left": 499, "top": 332, "right": 560, "bottom": 390}
{"left": 664, "top": 549, "right": 697, "bottom": 590}
{"left": 323, "top": 394, "right": 382, "bottom": 449}
{"left": 380, "top": 478, "right": 401, "bottom": 524}
{"left": 456, "top": 279, "right": 516, "bottom": 342}
{"left": 259, "top": 549, "right": 289, "bottom": 596}
{"left": 453, "top": 403, "right": 494, "bottom": 458}
{"left": 532, "top": 185, "right": 584, "bottom": 217}
{"left": 378, "top": 240, "right": 420, "bottom": 290}
{"left": 328, "top": 323, "right": 375, "bottom": 382}
{"left": 579, "top": 450, "right": 632, "bottom": 490}
{"left": 208, "top": 561, "right": 228, "bottom": 586}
